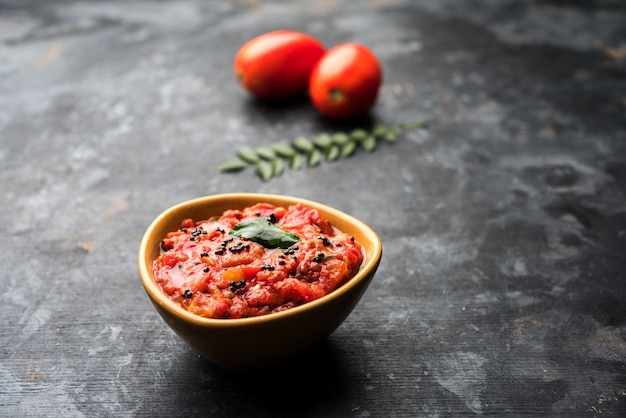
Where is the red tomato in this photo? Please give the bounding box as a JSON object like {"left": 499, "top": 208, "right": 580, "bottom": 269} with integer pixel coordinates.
{"left": 309, "top": 43, "right": 382, "bottom": 120}
{"left": 234, "top": 30, "right": 325, "bottom": 101}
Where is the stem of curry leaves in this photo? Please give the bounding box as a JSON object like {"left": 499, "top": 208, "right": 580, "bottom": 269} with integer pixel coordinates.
{"left": 218, "top": 120, "right": 428, "bottom": 182}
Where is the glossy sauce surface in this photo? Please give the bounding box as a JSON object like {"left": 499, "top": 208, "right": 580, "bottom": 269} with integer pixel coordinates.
{"left": 153, "top": 203, "right": 364, "bottom": 319}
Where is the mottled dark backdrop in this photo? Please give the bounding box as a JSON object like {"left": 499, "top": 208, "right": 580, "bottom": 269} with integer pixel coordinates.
{"left": 1, "top": 0, "right": 625, "bottom": 416}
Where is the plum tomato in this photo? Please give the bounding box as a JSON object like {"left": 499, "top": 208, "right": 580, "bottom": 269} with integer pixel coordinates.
{"left": 309, "top": 43, "right": 382, "bottom": 120}
{"left": 234, "top": 30, "right": 325, "bottom": 101}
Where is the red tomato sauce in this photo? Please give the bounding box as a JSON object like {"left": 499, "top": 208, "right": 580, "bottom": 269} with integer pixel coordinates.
{"left": 153, "top": 203, "right": 364, "bottom": 319}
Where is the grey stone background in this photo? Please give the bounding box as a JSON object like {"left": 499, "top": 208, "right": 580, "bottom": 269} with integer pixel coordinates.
{"left": 1, "top": 0, "right": 625, "bottom": 416}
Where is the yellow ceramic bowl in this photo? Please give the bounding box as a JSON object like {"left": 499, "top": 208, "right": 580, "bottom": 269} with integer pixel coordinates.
{"left": 138, "top": 193, "right": 382, "bottom": 371}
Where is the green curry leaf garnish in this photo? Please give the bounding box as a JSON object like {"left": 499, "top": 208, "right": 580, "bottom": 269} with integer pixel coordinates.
{"left": 218, "top": 120, "right": 428, "bottom": 182}
{"left": 229, "top": 218, "right": 300, "bottom": 249}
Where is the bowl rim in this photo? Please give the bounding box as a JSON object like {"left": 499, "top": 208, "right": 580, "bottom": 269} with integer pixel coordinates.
{"left": 138, "top": 193, "right": 382, "bottom": 329}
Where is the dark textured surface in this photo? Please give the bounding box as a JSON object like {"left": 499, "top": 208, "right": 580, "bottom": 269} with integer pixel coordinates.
{"left": 1, "top": 0, "right": 625, "bottom": 416}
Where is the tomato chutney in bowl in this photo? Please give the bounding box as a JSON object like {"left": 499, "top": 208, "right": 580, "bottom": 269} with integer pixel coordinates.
{"left": 138, "top": 193, "right": 382, "bottom": 371}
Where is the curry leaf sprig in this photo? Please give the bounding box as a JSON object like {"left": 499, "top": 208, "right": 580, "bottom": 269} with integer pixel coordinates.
{"left": 219, "top": 120, "right": 428, "bottom": 182}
